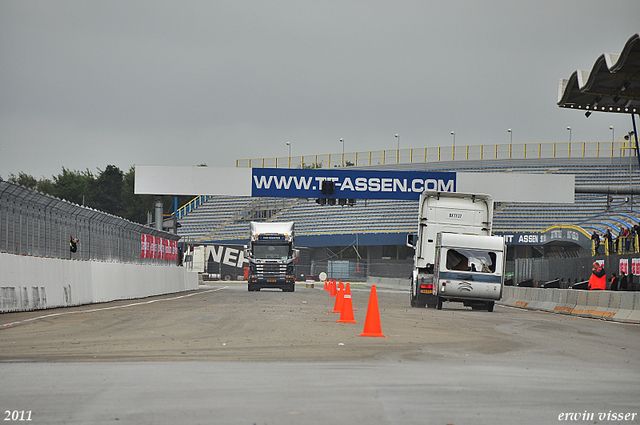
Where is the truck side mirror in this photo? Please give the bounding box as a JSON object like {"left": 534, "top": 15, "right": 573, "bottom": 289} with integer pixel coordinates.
{"left": 293, "top": 249, "right": 300, "bottom": 259}
{"left": 406, "top": 234, "right": 416, "bottom": 248}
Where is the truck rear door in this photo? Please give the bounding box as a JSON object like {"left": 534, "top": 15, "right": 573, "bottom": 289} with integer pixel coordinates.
{"left": 435, "top": 247, "right": 503, "bottom": 301}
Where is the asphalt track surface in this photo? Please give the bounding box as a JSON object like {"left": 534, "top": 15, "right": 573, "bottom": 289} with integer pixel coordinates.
{"left": 1, "top": 282, "right": 639, "bottom": 425}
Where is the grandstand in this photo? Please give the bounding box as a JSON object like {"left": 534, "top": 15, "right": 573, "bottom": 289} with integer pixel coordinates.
{"left": 178, "top": 32, "right": 640, "bottom": 285}
{"left": 177, "top": 153, "right": 639, "bottom": 247}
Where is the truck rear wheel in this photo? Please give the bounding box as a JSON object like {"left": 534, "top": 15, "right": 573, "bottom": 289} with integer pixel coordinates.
{"left": 487, "top": 301, "right": 494, "bottom": 312}
{"left": 436, "top": 297, "right": 443, "bottom": 310}
{"left": 410, "top": 279, "right": 426, "bottom": 308}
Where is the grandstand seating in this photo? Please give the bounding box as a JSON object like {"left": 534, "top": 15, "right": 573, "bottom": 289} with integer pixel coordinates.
{"left": 177, "top": 156, "right": 639, "bottom": 245}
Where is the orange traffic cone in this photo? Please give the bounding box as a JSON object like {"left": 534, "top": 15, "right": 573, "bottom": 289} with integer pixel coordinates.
{"left": 323, "top": 280, "right": 328, "bottom": 291}
{"left": 329, "top": 279, "right": 337, "bottom": 297}
{"left": 359, "top": 285, "right": 386, "bottom": 337}
{"left": 331, "top": 281, "right": 344, "bottom": 313}
{"left": 337, "top": 283, "right": 357, "bottom": 323}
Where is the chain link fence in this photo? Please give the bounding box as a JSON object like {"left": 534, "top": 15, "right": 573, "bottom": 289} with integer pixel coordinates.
{"left": 1, "top": 180, "right": 179, "bottom": 264}
{"left": 514, "top": 255, "right": 638, "bottom": 289}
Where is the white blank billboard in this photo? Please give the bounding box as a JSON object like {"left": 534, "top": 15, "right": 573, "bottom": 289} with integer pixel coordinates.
{"left": 134, "top": 165, "right": 252, "bottom": 196}
{"left": 134, "top": 165, "right": 575, "bottom": 203}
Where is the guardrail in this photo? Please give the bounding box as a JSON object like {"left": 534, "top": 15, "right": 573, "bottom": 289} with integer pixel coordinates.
{"left": 236, "top": 140, "right": 637, "bottom": 169}
{"left": 500, "top": 286, "right": 640, "bottom": 324}
{"left": 176, "top": 195, "right": 212, "bottom": 220}
{"left": 0, "top": 180, "right": 178, "bottom": 264}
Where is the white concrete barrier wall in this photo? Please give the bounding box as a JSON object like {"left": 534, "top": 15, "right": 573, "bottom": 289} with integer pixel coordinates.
{"left": 366, "top": 276, "right": 409, "bottom": 291}
{"left": 349, "top": 278, "right": 640, "bottom": 323}
{"left": 0, "top": 253, "right": 199, "bottom": 313}
{"left": 499, "top": 286, "right": 640, "bottom": 324}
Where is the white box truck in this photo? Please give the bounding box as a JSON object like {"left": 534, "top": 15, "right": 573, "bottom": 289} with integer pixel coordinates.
{"left": 245, "top": 221, "right": 298, "bottom": 292}
{"left": 407, "top": 191, "right": 505, "bottom": 311}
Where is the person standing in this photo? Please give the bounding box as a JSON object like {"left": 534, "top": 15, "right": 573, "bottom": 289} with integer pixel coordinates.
{"left": 610, "top": 272, "right": 619, "bottom": 291}
{"left": 588, "top": 261, "right": 606, "bottom": 290}
{"left": 604, "top": 229, "right": 613, "bottom": 254}
{"left": 619, "top": 272, "right": 628, "bottom": 291}
{"left": 70, "top": 235, "right": 79, "bottom": 253}
{"left": 591, "top": 232, "right": 601, "bottom": 254}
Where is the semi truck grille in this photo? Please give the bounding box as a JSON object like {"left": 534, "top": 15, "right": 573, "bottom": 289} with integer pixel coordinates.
{"left": 255, "top": 264, "right": 287, "bottom": 278}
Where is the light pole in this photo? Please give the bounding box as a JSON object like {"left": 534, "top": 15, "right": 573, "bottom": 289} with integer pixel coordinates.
{"left": 450, "top": 131, "right": 455, "bottom": 160}
{"left": 567, "top": 126, "right": 572, "bottom": 143}
{"left": 339, "top": 138, "right": 344, "bottom": 167}
{"left": 507, "top": 129, "right": 512, "bottom": 158}
{"left": 609, "top": 126, "right": 615, "bottom": 142}
{"left": 395, "top": 134, "right": 400, "bottom": 163}
{"left": 286, "top": 141, "right": 291, "bottom": 168}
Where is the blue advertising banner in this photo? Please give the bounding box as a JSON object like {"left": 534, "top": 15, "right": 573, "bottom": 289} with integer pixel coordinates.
{"left": 495, "top": 226, "right": 590, "bottom": 250}
{"left": 251, "top": 168, "right": 456, "bottom": 200}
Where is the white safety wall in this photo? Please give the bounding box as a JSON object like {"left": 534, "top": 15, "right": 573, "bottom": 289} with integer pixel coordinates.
{"left": 0, "top": 253, "right": 199, "bottom": 313}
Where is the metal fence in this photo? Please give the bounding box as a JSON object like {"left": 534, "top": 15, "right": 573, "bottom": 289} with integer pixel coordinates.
{"left": 0, "top": 180, "right": 179, "bottom": 264}
{"left": 236, "top": 140, "right": 637, "bottom": 169}
{"left": 514, "top": 254, "right": 639, "bottom": 289}
{"left": 312, "top": 259, "right": 412, "bottom": 282}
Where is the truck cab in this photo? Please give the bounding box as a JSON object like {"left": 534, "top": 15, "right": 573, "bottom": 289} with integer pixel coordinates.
{"left": 246, "top": 221, "right": 298, "bottom": 292}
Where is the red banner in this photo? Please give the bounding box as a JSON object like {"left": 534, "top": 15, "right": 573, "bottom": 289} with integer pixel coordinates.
{"left": 620, "top": 259, "right": 629, "bottom": 275}
{"left": 149, "top": 235, "right": 155, "bottom": 259}
{"left": 151, "top": 236, "right": 157, "bottom": 259}
{"left": 142, "top": 234, "right": 178, "bottom": 261}
{"left": 140, "top": 234, "right": 147, "bottom": 258}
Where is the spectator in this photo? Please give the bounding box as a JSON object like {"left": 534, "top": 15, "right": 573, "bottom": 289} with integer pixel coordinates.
{"left": 588, "top": 261, "right": 606, "bottom": 290}
{"left": 70, "top": 235, "right": 78, "bottom": 253}
{"left": 610, "top": 272, "right": 619, "bottom": 291}
{"left": 604, "top": 229, "right": 613, "bottom": 254}
{"left": 591, "top": 231, "right": 601, "bottom": 254}
{"left": 620, "top": 226, "right": 630, "bottom": 252}
{"left": 619, "top": 272, "right": 628, "bottom": 291}
{"left": 629, "top": 225, "right": 637, "bottom": 252}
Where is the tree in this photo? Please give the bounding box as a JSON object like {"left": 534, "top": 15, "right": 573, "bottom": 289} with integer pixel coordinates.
{"left": 122, "top": 166, "right": 154, "bottom": 224}
{"left": 86, "top": 165, "right": 124, "bottom": 216}
{"left": 52, "top": 168, "right": 93, "bottom": 205}
{"left": 4, "top": 165, "right": 194, "bottom": 225}
{"left": 7, "top": 172, "right": 38, "bottom": 190}
{"left": 301, "top": 162, "right": 323, "bottom": 169}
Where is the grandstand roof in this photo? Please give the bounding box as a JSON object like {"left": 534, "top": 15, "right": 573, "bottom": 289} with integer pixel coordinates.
{"left": 557, "top": 33, "right": 640, "bottom": 115}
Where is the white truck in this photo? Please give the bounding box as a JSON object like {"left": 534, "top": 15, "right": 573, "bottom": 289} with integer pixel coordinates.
{"left": 406, "top": 191, "right": 505, "bottom": 311}
{"left": 245, "top": 221, "right": 298, "bottom": 292}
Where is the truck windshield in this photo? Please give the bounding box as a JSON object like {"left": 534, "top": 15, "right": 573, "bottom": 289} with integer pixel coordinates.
{"left": 445, "top": 249, "right": 497, "bottom": 273}
{"left": 253, "top": 244, "right": 291, "bottom": 260}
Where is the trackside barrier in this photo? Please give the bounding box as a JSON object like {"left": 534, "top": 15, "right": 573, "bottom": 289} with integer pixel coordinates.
{"left": 499, "top": 287, "right": 640, "bottom": 324}
{"left": 0, "top": 252, "right": 198, "bottom": 313}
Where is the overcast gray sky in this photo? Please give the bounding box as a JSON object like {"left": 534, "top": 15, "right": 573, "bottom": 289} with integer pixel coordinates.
{"left": 1, "top": 0, "right": 639, "bottom": 180}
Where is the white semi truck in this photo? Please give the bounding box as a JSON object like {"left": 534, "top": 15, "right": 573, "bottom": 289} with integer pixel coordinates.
{"left": 245, "top": 221, "right": 298, "bottom": 292}
{"left": 407, "top": 191, "right": 505, "bottom": 311}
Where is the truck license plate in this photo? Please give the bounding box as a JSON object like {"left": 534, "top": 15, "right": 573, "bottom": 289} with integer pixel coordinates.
{"left": 267, "top": 279, "right": 277, "bottom": 283}
{"left": 420, "top": 289, "right": 432, "bottom": 294}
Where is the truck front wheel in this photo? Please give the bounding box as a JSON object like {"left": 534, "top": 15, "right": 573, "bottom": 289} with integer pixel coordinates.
{"left": 436, "top": 297, "right": 443, "bottom": 310}
{"left": 282, "top": 283, "right": 295, "bottom": 292}
{"left": 487, "top": 301, "right": 494, "bottom": 312}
